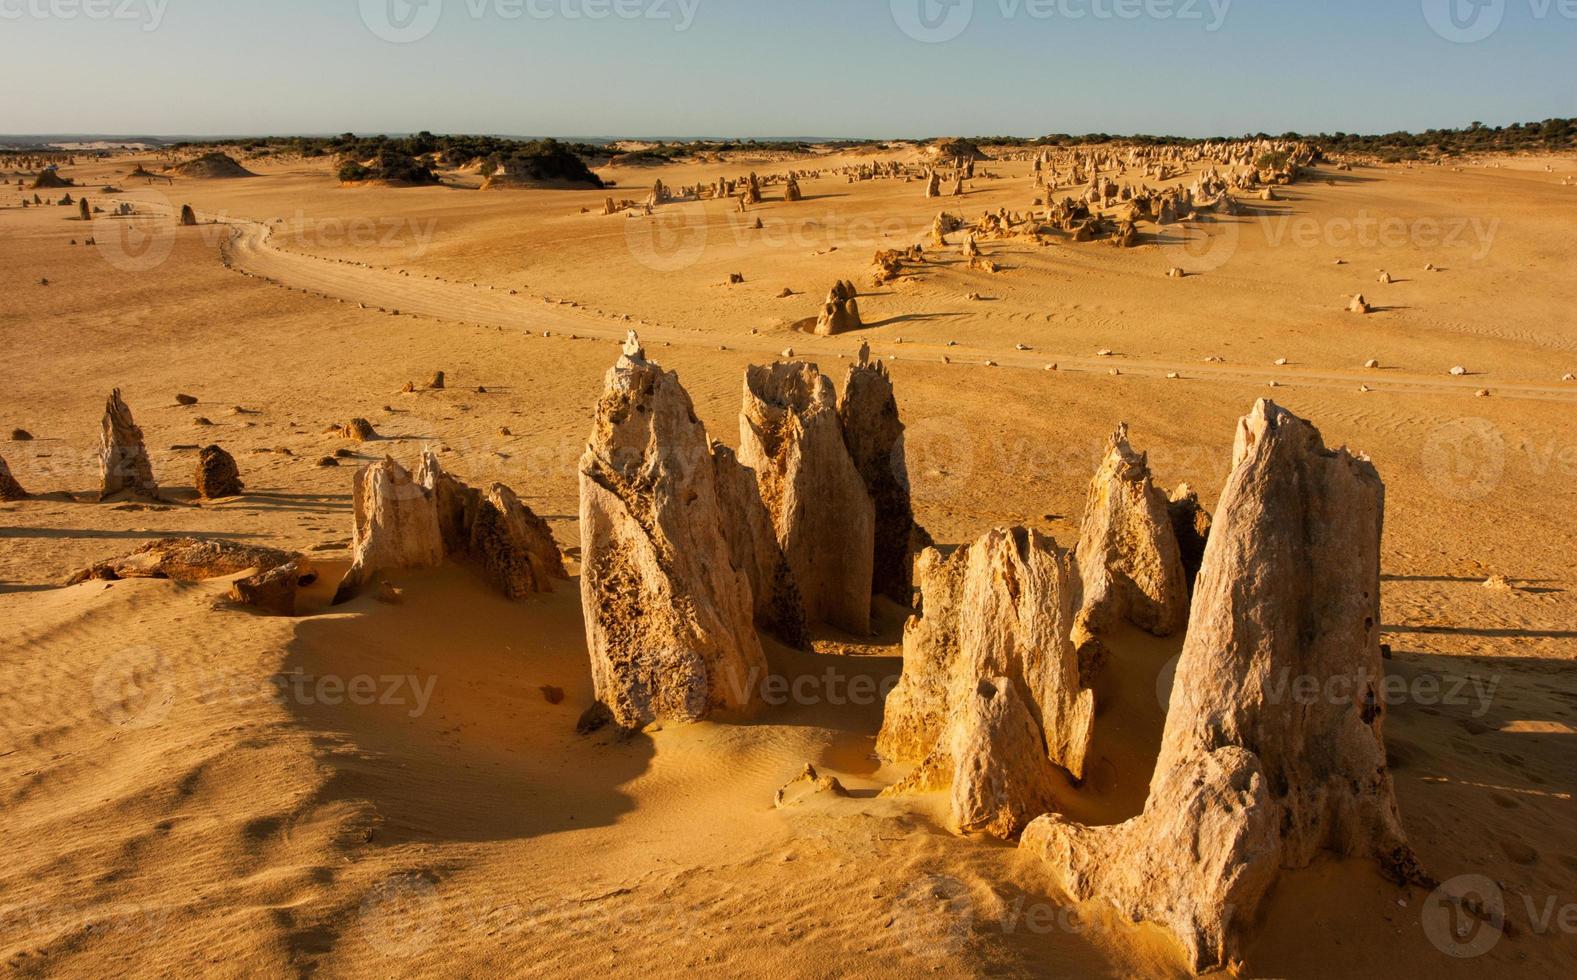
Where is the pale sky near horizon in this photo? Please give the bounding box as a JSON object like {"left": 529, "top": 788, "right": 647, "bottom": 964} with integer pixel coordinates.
{"left": 2, "top": 0, "right": 1573, "bottom": 138}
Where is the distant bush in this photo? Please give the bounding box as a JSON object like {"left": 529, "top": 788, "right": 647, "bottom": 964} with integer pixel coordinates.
{"left": 1255, "top": 150, "right": 1292, "bottom": 171}
{"left": 339, "top": 151, "right": 439, "bottom": 185}
{"left": 486, "top": 139, "right": 604, "bottom": 186}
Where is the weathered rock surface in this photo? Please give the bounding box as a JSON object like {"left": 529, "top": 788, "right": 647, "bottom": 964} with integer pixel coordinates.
{"left": 227, "top": 560, "right": 320, "bottom": 616}
{"left": 333, "top": 456, "right": 445, "bottom": 604}
{"left": 420, "top": 451, "right": 566, "bottom": 599}
{"left": 579, "top": 335, "right": 767, "bottom": 729}
{"left": 99, "top": 388, "right": 158, "bottom": 501}
{"left": 774, "top": 763, "right": 848, "bottom": 808}
{"left": 837, "top": 343, "right": 927, "bottom": 604}
{"left": 0, "top": 455, "right": 26, "bottom": 501}
{"left": 194, "top": 444, "right": 243, "bottom": 499}
{"left": 712, "top": 441, "right": 808, "bottom": 647}
{"left": 1023, "top": 400, "right": 1421, "bottom": 972}
{"left": 328, "top": 418, "right": 378, "bottom": 442}
{"left": 739, "top": 361, "right": 875, "bottom": 635}
{"left": 1167, "top": 482, "right": 1212, "bottom": 593}
{"left": 1073, "top": 425, "right": 1189, "bottom": 645}
{"left": 813, "top": 280, "right": 862, "bottom": 336}
{"left": 947, "top": 677, "right": 1063, "bottom": 839}
{"left": 69, "top": 537, "right": 298, "bottom": 585}
{"left": 879, "top": 527, "right": 1095, "bottom": 837}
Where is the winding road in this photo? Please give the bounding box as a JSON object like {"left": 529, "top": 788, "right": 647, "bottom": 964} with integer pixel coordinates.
{"left": 209, "top": 212, "right": 1577, "bottom": 404}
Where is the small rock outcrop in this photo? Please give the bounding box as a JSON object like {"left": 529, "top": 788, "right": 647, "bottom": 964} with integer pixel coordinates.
{"left": 69, "top": 537, "right": 298, "bottom": 585}
{"left": 1022, "top": 400, "right": 1422, "bottom": 972}
{"left": 813, "top": 280, "right": 862, "bottom": 336}
{"left": 333, "top": 457, "right": 445, "bottom": 604}
{"left": 739, "top": 361, "right": 875, "bottom": 635}
{"left": 774, "top": 763, "right": 848, "bottom": 808}
{"left": 227, "top": 560, "right": 320, "bottom": 616}
{"left": 0, "top": 456, "right": 26, "bottom": 501}
{"left": 837, "top": 343, "right": 927, "bottom": 604}
{"left": 879, "top": 527, "right": 1095, "bottom": 838}
{"left": 421, "top": 451, "right": 566, "bottom": 599}
{"left": 578, "top": 335, "right": 768, "bottom": 729}
{"left": 194, "top": 445, "right": 243, "bottom": 499}
{"left": 328, "top": 418, "right": 378, "bottom": 442}
{"left": 1073, "top": 425, "right": 1190, "bottom": 646}
{"left": 99, "top": 389, "right": 158, "bottom": 501}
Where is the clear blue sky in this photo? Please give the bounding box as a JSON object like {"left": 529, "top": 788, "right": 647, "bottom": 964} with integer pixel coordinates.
{"left": 2, "top": 0, "right": 1573, "bottom": 138}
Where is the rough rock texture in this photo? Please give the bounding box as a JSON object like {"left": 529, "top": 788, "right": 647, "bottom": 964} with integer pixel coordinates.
{"left": 469, "top": 482, "right": 565, "bottom": 598}
{"left": 99, "top": 388, "right": 158, "bottom": 501}
{"left": 739, "top": 361, "right": 875, "bottom": 635}
{"left": 420, "top": 451, "right": 566, "bottom": 599}
{"left": 1022, "top": 400, "right": 1420, "bottom": 972}
{"left": 837, "top": 344, "right": 926, "bottom": 604}
{"left": 179, "top": 204, "right": 197, "bottom": 226}
{"left": 946, "top": 677, "right": 1063, "bottom": 839}
{"left": 578, "top": 335, "right": 767, "bottom": 729}
{"left": 227, "top": 560, "right": 320, "bottom": 616}
{"left": 328, "top": 418, "right": 378, "bottom": 442}
{"left": 1167, "top": 483, "right": 1212, "bottom": 593}
{"left": 879, "top": 527, "right": 1095, "bottom": 837}
{"left": 774, "top": 763, "right": 848, "bottom": 808}
{"left": 333, "top": 456, "right": 445, "bottom": 604}
{"left": 712, "top": 442, "right": 808, "bottom": 648}
{"left": 194, "top": 444, "right": 243, "bottom": 499}
{"left": 1073, "top": 425, "right": 1190, "bottom": 644}
{"left": 814, "top": 280, "right": 862, "bottom": 337}
{"left": 0, "top": 456, "right": 26, "bottom": 501}
{"left": 69, "top": 537, "right": 298, "bottom": 585}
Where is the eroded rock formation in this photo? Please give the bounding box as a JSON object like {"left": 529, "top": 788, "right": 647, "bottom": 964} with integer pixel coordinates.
{"left": 739, "top": 361, "right": 875, "bottom": 635}
{"left": 814, "top": 280, "right": 862, "bottom": 336}
{"left": 99, "top": 389, "right": 158, "bottom": 501}
{"left": 879, "top": 527, "right": 1095, "bottom": 838}
{"left": 194, "top": 444, "right": 243, "bottom": 499}
{"left": 420, "top": 451, "right": 567, "bottom": 599}
{"left": 1167, "top": 483, "right": 1212, "bottom": 593}
{"left": 69, "top": 537, "right": 298, "bottom": 585}
{"left": 1073, "top": 425, "right": 1190, "bottom": 647}
{"left": 333, "top": 456, "right": 445, "bottom": 603}
{"left": 579, "top": 334, "right": 767, "bottom": 729}
{"left": 838, "top": 343, "right": 926, "bottom": 604}
{"left": 0, "top": 455, "right": 26, "bottom": 501}
{"left": 1023, "top": 400, "right": 1422, "bottom": 972}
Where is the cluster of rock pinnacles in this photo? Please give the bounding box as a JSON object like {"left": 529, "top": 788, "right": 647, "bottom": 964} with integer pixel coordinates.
{"left": 576, "top": 335, "right": 1423, "bottom": 971}
{"left": 34, "top": 324, "right": 1422, "bottom": 970}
